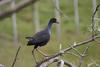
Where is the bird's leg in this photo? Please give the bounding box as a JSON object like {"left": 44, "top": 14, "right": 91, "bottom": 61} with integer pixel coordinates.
{"left": 32, "top": 48, "right": 38, "bottom": 64}
{"left": 36, "top": 48, "right": 48, "bottom": 57}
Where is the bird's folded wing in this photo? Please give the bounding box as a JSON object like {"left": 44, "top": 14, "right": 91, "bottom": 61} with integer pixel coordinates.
{"left": 33, "top": 31, "right": 50, "bottom": 43}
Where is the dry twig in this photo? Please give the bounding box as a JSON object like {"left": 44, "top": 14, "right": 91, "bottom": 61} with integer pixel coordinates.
{"left": 78, "top": 45, "right": 89, "bottom": 67}
{"left": 12, "top": 46, "right": 21, "bottom": 67}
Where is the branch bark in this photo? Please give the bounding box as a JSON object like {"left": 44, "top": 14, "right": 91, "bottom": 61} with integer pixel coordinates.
{"left": 0, "top": 0, "right": 39, "bottom": 20}
{"left": 36, "top": 57, "right": 74, "bottom": 67}
{"left": 36, "top": 34, "right": 100, "bottom": 67}
{"left": 0, "top": 0, "right": 12, "bottom": 6}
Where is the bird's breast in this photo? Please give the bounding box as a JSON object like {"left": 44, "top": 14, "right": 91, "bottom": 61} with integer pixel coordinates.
{"left": 48, "top": 29, "right": 51, "bottom": 35}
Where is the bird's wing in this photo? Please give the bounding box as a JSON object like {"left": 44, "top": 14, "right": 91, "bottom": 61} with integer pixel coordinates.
{"left": 33, "top": 30, "right": 50, "bottom": 43}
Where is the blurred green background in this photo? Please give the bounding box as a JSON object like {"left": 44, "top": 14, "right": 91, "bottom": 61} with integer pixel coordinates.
{"left": 0, "top": 0, "right": 100, "bottom": 67}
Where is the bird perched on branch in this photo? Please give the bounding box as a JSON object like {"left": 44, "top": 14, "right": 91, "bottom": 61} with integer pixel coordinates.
{"left": 26, "top": 18, "right": 59, "bottom": 63}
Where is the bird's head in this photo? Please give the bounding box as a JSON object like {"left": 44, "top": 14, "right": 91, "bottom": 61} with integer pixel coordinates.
{"left": 49, "top": 18, "right": 59, "bottom": 24}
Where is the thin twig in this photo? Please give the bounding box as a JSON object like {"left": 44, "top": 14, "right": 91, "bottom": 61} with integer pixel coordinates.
{"left": 88, "top": 57, "right": 100, "bottom": 67}
{"left": 12, "top": 46, "right": 21, "bottom": 67}
{"left": 91, "top": 4, "right": 100, "bottom": 46}
{"left": 52, "top": 0, "right": 69, "bottom": 20}
{"left": 67, "top": 51, "right": 80, "bottom": 57}
{"left": 68, "top": 44, "right": 82, "bottom": 56}
{"left": 91, "top": 4, "right": 100, "bottom": 39}
{"left": 78, "top": 45, "right": 89, "bottom": 67}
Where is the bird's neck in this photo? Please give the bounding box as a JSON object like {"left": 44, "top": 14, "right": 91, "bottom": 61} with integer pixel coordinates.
{"left": 46, "top": 22, "right": 53, "bottom": 34}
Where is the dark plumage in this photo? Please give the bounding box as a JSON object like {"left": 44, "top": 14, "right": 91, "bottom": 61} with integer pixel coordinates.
{"left": 26, "top": 18, "right": 58, "bottom": 49}
{"left": 26, "top": 18, "right": 58, "bottom": 63}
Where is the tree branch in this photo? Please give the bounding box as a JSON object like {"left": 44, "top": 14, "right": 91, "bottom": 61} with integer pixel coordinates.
{"left": 36, "top": 57, "right": 74, "bottom": 67}
{"left": 64, "top": 60, "right": 75, "bottom": 67}
{"left": 0, "top": 0, "right": 39, "bottom": 20}
{"left": 36, "top": 57, "right": 59, "bottom": 67}
{"left": 36, "top": 34, "right": 100, "bottom": 67}
{"left": 0, "top": 0, "right": 12, "bottom": 6}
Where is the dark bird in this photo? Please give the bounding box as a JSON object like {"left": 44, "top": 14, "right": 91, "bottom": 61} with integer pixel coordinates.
{"left": 26, "top": 18, "right": 58, "bottom": 63}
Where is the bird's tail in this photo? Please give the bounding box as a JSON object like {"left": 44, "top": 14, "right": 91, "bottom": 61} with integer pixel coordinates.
{"left": 25, "top": 37, "right": 33, "bottom": 39}
{"left": 26, "top": 37, "right": 34, "bottom": 46}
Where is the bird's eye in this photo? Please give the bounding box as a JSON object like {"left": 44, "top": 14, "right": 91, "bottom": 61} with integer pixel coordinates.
{"left": 53, "top": 19, "right": 56, "bottom": 22}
